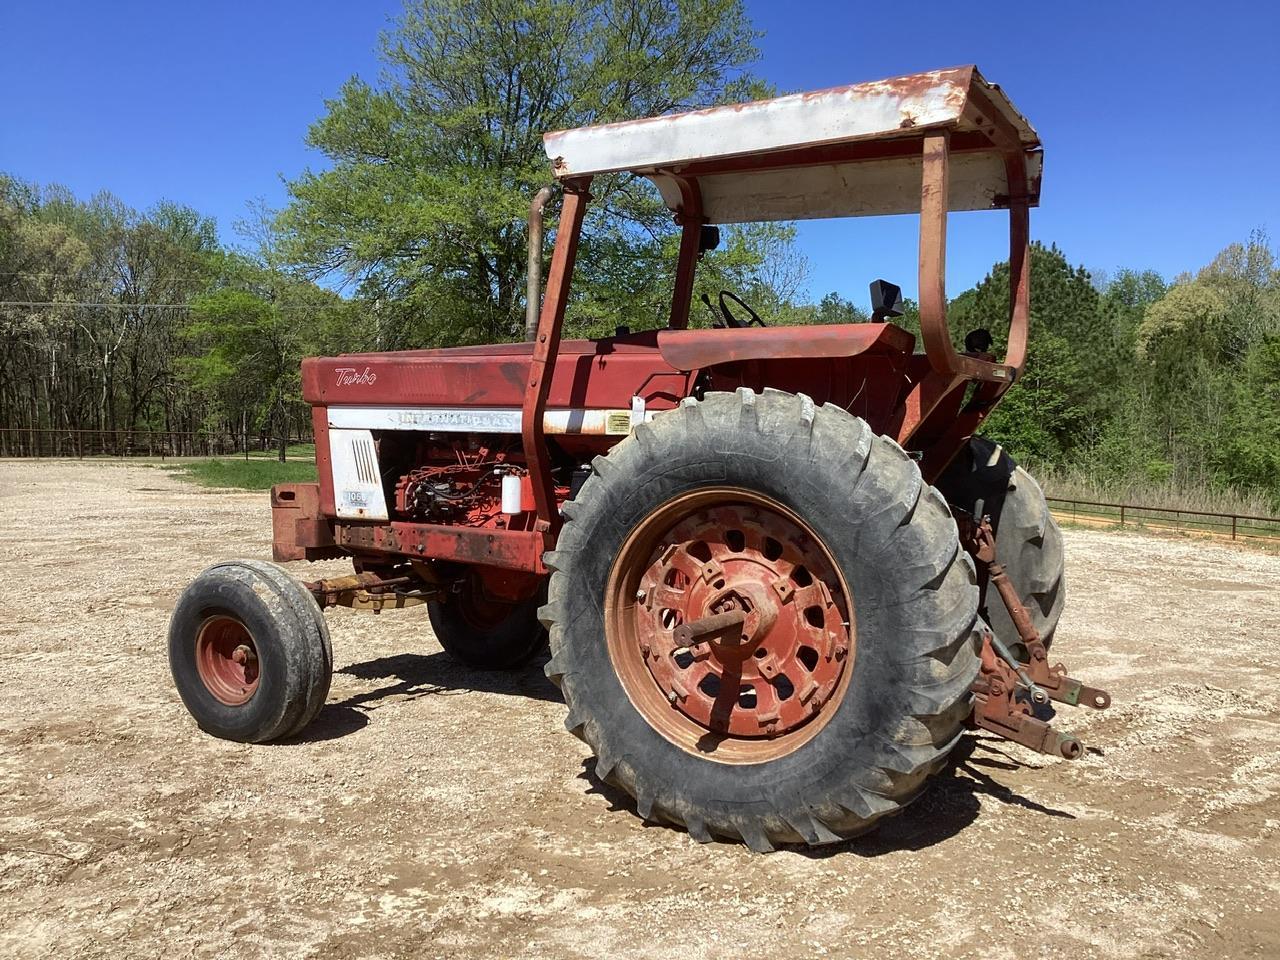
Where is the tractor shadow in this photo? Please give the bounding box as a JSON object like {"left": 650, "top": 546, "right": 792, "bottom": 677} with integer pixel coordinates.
{"left": 576, "top": 732, "right": 1075, "bottom": 856}
{"left": 337, "top": 650, "right": 562, "bottom": 707}
{"left": 290, "top": 650, "right": 562, "bottom": 743}
{"left": 293, "top": 655, "right": 1078, "bottom": 856}
{"left": 286, "top": 704, "right": 370, "bottom": 743}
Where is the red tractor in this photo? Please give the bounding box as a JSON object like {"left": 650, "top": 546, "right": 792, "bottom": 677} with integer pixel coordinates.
{"left": 169, "top": 66, "right": 1109, "bottom": 851}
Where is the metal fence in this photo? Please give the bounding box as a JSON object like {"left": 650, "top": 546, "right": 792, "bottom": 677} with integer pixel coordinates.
{"left": 0, "top": 428, "right": 308, "bottom": 459}
{"left": 1047, "top": 496, "right": 1280, "bottom": 544}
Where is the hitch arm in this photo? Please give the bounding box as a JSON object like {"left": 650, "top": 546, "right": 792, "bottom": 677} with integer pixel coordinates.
{"left": 972, "top": 635, "right": 1083, "bottom": 760}
{"left": 985, "top": 552, "right": 1112, "bottom": 712}
{"left": 962, "top": 511, "right": 1111, "bottom": 759}
{"left": 304, "top": 571, "right": 444, "bottom": 612}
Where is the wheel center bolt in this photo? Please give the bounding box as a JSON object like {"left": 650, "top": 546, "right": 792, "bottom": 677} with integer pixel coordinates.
{"left": 672, "top": 584, "right": 779, "bottom": 660}
{"left": 672, "top": 609, "right": 748, "bottom": 649}
{"left": 716, "top": 585, "right": 777, "bottom": 651}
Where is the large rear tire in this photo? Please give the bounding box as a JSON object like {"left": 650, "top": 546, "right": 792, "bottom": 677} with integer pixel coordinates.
{"left": 935, "top": 436, "right": 1066, "bottom": 654}
{"left": 541, "top": 389, "right": 981, "bottom": 851}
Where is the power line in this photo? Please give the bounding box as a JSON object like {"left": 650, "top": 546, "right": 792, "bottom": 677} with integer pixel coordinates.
{"left": 0, "top": 300, "right": 353, "bottom": 312}
{"left": 0, "top": 271, "right": 214, "bottom": 283}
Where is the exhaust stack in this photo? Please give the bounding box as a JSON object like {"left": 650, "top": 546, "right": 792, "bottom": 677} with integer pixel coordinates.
{"left": 525, "top": 186, "right": 554, "bottom": 342}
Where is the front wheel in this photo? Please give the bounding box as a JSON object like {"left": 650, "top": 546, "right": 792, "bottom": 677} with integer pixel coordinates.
{"left": 169, "top": 560, "right": 333, "bottom": 742}
{"left": 542, "top": 389, "right": 981, "bottom": 850}
{"left": 428, "top": 575, "right": 546, "bottom": 670}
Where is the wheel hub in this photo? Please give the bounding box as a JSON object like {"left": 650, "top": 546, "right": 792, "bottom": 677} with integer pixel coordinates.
{"left": 195, "top": 616, "right": 260, "bottom": 706}
{"left": 628, "top": 501, "right": 852, "bottom": 740}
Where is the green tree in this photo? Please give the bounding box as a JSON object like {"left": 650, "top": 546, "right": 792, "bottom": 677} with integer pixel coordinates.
{"left": 814, "top": 291, "right": 868, "bottom": 325}
{"left": 1070, "top": 233, "right": 1279, "bottom": 493}
{"left": 1136, "top": 283, "right": 1230, "bottom": 362}
{"left": 952, "top": 243, "right": 1107, "bottom": 464}
{"left": 1221, "top": 334, "right": 1280, "bottom": 505}
{"left": 0, "top": 177, "right": 222, "bottom": 442}
{"left": 186, "top": 203, "right": 359, "bottom": 460}
{"left": 185, "top": 284, "right": 307, "bottom": 463}
{"left": 1195, "top": 229, "right": 1280, "bottom": 359}
{"left": 1099, "top": 268, "right": 1166, "bottom": 355}
{"left": 0, "top": 188, "right": 86, "bottom": 443}
{"left": 1115, "top": 233, "right": 1280, "bottom": 487}
{"left": 280, "top": 0, "right": 779, "bottom": 346}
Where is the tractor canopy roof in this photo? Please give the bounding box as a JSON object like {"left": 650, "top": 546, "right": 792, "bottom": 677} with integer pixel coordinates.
{"left": 542, "top": 65, "right": 1041, "bottom": 224}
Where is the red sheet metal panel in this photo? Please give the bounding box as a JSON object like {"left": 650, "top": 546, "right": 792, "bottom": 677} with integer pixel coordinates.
{"left": 334, "top": 521, "right": 548, "bottom": 574}
{"left": 303, "top": 324, "right": 914, "bottom": 410}
{"left": 302, "top": 332, "right": 693, "bottom": 411}
{"left": 657, "top": 322, "right": 913, "bottom": 371}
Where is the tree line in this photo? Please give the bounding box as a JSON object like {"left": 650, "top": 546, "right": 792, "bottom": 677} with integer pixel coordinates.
{"left": 949, "top": 235, "right": 1280, "bottom": 507}
{"left": 0, "top": 183, "right": 362, "bottom": 458}
{"left": 2, "top": 0, "right": 1277, "bottom": 509}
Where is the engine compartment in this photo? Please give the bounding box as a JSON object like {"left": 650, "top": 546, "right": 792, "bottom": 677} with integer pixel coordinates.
{"left": 392, "top": 441, "right": 522, "bottom": 525}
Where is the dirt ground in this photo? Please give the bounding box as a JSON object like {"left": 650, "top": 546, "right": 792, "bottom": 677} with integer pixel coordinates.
{"left": 1, "top": 460, "right": 1278, "bottom": 960}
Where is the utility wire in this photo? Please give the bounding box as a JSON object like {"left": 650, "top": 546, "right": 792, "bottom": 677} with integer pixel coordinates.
{"left": 0, "top": 271, "right": 216, "bottom": 282}
{"left": 0, "top": 300, "right": 352, "bottom": 311}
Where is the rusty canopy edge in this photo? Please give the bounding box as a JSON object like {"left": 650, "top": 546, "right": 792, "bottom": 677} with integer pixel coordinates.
{"left": 542, "top": 66, "right": 1039, "bottom": 224}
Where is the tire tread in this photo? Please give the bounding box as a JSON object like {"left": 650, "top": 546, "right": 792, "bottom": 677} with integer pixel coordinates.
{"left": 543, "top": 389, "right": 981, "bottom": 849}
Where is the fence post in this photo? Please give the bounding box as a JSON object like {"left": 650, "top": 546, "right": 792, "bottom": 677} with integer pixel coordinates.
{"left": 1232, "top": 516, "right": 1237, "bottom": 541}
{"left": 1120, "top": 504, "right": 1125, "bottom": 527}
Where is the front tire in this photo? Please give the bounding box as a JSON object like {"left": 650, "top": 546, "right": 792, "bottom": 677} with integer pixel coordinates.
{"left": 542, "top": 389, "right": 981, "bottom": 850}
{"left": 428, "top": 575, "right": 546, "bottom": 670}
{"left": 169, "top": 560, "right": 333, "bottom": 742}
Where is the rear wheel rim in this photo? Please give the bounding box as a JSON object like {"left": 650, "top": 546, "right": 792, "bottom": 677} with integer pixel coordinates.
{"left": 605, "top": 487, "right": 855, "bottom": 764}
{"left": 195, "top": 615, "right": 260, "bottom": 706}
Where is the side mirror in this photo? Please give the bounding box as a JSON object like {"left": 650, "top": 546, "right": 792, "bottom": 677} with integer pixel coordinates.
{"left": 964, "top": 328, "right": 993, "bottom": 353}
{"left": 869, "top": 279, "right": 904, "bottom": 321}
{"left": 698, "top": 225, "right": 721, "bottom": 254}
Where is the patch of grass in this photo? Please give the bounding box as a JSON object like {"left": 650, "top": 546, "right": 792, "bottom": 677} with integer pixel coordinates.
{"left": 164, "top": 457, "right": 317, "bottom": 491}
{"left": 244, "top": 443, "right": 316, "bottom": 461}
{"left": 1036, "top": 464, "right": 1279, "bottom": 518}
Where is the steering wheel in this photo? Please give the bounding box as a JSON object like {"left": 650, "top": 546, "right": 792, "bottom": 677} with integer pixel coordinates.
{"left": 718, "top": 290, "right": 766, "bottom": 328}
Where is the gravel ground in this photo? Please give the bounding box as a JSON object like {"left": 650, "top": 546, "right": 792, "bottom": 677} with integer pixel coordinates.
{"left": 1, "top": 459, "right": 1278, "bottom": 960}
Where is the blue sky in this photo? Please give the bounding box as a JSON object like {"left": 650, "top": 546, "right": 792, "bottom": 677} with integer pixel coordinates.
{"left": 2, "top": 1, "right": 1277, "bottom": 305}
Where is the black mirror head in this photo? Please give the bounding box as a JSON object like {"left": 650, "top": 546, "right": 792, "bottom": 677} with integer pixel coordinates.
{"left": 698, "top": 225, "right": 721, "bottom": 254}
{"left": 869, "top": 279, "right": 904, "bottom": 321}
{"left": 964, "top": 328, "right": 993, "bottom": 353}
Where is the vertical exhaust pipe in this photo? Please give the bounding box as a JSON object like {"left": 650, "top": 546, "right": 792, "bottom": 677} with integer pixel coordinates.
{"left": 525, "top": 186, "right": 554, "bottom": 342}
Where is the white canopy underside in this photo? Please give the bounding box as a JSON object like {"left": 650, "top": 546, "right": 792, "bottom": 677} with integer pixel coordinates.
{"left": 543, "top": 66, "right": 1042, "bottom": 223}
{"left": 652, "top": 151, "right": 1043, "bottom": 222}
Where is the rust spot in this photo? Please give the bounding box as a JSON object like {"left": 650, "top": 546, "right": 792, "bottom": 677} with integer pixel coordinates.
{"left": 541, "top": 66, "right": 977, "bottom": 145}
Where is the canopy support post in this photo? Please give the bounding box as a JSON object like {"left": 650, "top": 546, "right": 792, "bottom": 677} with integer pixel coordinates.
{"left": 522, "top": 178, "right": 591, "bottom": 535}
{"left": 668, "top": 177, "right": 704, "bottom": 331}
